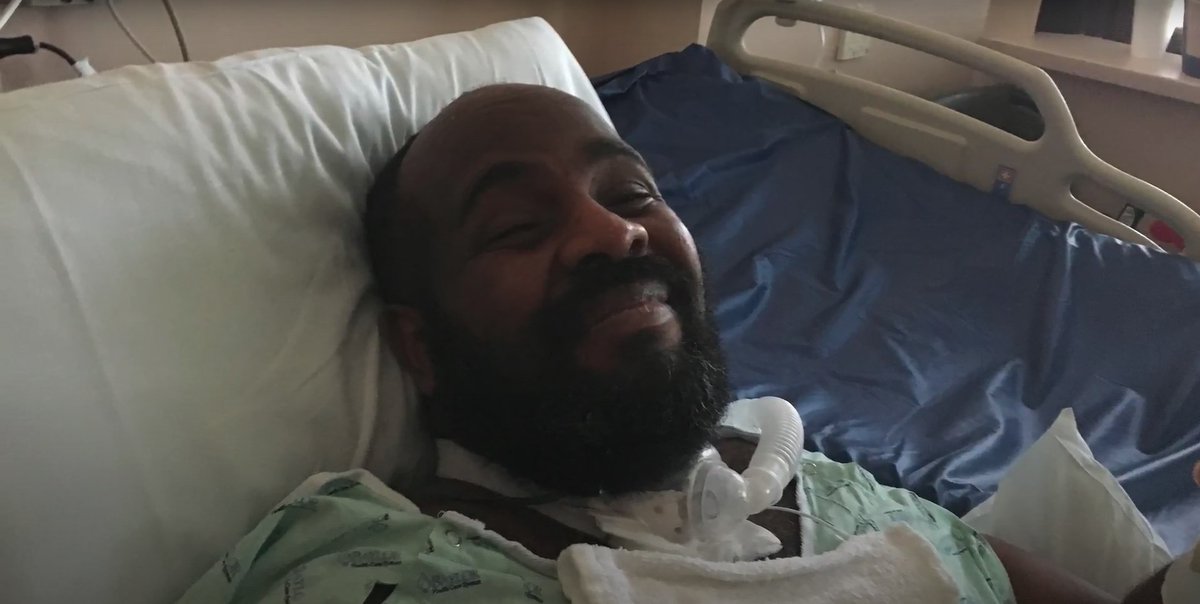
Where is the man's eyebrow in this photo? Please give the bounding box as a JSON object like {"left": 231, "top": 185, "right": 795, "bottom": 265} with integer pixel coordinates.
{"left": 456, "top": 139, "right": 644, "bottom": 227}
{"left": 457, "top": 161, "right": 533, "bottom": 227}
{"left": 582, "top": 137, "right": 646, "bottom": 166}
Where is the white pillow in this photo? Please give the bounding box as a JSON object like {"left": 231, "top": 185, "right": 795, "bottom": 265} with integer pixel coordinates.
{"left": 964, "top": 409, "right": 1173, "bottom": 597}
{"left": 0, "top": 18, "right": 605, "bottom": 604}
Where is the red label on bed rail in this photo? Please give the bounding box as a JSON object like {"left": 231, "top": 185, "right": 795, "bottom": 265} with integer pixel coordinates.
{"left": 1123, "top": 206, "right": 1187, "bottom": 253}
{"left": 1147, "top": 219, "right": 1186, "bottom": 253}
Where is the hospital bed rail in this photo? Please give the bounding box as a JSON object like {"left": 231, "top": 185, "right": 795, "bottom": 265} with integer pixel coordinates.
{"left": 707, "top": 0, "right": 1200, "bottom": 259}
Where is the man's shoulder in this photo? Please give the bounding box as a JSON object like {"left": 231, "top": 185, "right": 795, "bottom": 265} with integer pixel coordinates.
{"left": 794, "top": 454, "right": 1016, "bottom": 603}
{"left": 179, "top": 470, "right": 566, "bottom": 603}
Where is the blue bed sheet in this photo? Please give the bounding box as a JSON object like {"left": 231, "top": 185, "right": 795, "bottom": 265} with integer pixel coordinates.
{"left": 596, "top": 45, "right": 1200, "bottom": 554}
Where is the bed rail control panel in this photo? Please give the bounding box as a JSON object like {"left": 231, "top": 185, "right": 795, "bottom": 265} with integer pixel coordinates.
{"left": 707, "top": 0, "right": 1200, "bottom": 261}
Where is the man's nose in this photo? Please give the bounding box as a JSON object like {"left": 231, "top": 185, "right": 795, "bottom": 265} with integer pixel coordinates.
{"left": 558, "top": 199, "right": 649, "bottom": 268}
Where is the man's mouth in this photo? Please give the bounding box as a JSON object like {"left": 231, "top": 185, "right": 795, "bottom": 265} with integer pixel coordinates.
{"left": 581, "top": 281, "right": 674, "bottom": 332}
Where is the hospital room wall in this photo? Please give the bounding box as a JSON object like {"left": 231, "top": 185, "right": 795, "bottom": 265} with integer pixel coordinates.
{"left": 0, "top": 0, "right": 700, "bottom": 90}
{"left": 1052, "top": 73, "right": 1200, "bottom": 214}
{"left": 697, "top": 0, "right": 994, "bottom": 99}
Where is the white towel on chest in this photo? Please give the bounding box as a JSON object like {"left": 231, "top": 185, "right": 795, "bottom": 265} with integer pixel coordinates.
{"left": 556, "top": 525, "right": 960, "bottom": 604}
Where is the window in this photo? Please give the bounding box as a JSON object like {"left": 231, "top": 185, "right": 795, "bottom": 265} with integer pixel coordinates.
{"left": 1036, "top": 0, "right": 1136, "bottom": 43}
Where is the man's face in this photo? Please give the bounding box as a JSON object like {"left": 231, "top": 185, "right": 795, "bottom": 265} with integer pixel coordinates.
{"left": 389, "top": 85, "right": 728, "bottom": 496}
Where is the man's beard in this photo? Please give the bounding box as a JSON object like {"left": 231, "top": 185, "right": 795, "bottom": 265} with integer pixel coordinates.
{"left": 423, "top": 255, "right": 730, "bottom": 497}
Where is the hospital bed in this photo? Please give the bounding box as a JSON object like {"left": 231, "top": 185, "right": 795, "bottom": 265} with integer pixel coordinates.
{"left": 1, "top": 1, "right": 1198, "bottom": 603}
{"left": 598, "top": 0, "right": 1200, "bottom": 556}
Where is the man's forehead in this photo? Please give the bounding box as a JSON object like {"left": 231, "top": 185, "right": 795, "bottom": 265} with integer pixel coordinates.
{"left": 397, "top": 85, "right": 624, "bottom": 218}
{"left": 419, "top": 86, "right": 612, "bottom": 156}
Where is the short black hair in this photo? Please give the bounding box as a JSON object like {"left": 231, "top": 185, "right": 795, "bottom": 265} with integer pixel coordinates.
{"left": 363, "top": 133, "right": 430, "bottom": 308}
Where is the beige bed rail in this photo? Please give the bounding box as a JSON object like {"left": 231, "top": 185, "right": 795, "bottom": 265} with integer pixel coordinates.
{"left": 707, "top": 0, "right": 1200, "bottom": 259}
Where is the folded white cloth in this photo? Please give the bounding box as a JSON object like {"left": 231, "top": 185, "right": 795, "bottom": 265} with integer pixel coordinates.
{"left": 556, "top": 525, "right": 960, "bottom": 604}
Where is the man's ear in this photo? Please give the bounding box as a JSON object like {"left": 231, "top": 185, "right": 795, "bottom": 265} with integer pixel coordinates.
{"left": 381, "top": 306, "right": 436, "bottom": 396}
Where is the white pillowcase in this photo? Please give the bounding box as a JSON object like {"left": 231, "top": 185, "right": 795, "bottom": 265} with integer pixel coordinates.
{"left": 0, "top": 18, "right": 604, "bottom": 604}
{"left": 964, "top": 409, "right": 1173, "bottom": 597}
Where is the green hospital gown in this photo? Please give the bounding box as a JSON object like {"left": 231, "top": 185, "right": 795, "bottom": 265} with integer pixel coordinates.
{"left": 180, "top": 461, "right": 1015, "bottom": 603}
{"left": 178, "top": 471, "right": 568, "bottom": 604}
{"left": 796, "top": 451, "right": 1015, "bottom": 604}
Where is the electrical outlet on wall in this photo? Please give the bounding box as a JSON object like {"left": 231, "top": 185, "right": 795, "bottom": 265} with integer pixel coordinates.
{"left": 27, "top": 0, "right": 94, "bottom": 6}
{"left": 836, "top": 30, "right": 872, "bottom": 61}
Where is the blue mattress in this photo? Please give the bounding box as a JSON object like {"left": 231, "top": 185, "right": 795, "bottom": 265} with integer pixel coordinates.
{"left": 596, "top": 45, "right": 1200, "bottom": 554}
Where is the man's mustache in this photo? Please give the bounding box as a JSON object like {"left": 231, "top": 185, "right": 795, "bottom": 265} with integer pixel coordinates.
{"left": 538, "top": 255, "right": 699, "bottom": 344}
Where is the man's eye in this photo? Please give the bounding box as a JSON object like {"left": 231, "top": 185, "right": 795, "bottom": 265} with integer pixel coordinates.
{"left": 611, "top": 190, "right": 662, "bottom": 213}
{"left": 487, "top": 222, "right": 539, "bottom": 246}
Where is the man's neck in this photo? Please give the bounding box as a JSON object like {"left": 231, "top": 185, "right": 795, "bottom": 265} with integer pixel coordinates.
{"left": 434, "top": 439, "right": 547, "bottom": 499}
{"left": 433, "top": 439, "right": 606, "bottom": 539}
{"left": 426, "top": 437, "right": 801, "bottom": 560}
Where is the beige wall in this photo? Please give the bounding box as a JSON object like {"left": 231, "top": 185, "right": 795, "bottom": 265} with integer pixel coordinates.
{"left": 9, "top": 0, "right": 1196, "bottom": 211}
{"left": 698, "top": 0, "right": 992, "bottom": 98}
{"left": 0, "top": 0, "right": 701, "bottom": 90}
{"left": 981, "top": 0, "right": 1200, "bottom": 212}
{"left": 1054, "top": 71, "right": 1200, "bottom": 213}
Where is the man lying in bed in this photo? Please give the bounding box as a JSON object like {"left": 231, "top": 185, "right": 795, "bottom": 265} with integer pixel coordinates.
{"left": 181, "top": 84, "right": 1173, "bottom": 604}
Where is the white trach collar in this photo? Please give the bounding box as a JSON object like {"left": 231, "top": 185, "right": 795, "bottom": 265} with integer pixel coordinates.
{"left": 433, "top": 439, "right": 605, "bottom": 538}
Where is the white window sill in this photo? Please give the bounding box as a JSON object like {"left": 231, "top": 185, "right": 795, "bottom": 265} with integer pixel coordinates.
{"left": 981, "top": 33, "right": 1200, "bottom": 105}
